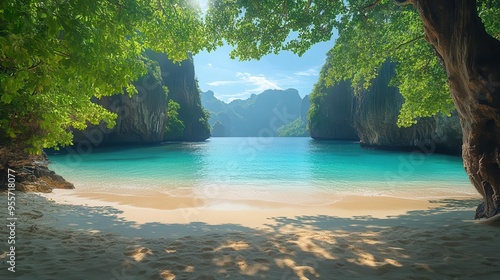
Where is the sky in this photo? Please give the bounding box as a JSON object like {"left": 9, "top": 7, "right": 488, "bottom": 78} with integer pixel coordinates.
{"left": 193, "top": 40, "right": 336, "bottom": 103}
{"left": 193, "top": 0, "right": 338, "bottom": 103}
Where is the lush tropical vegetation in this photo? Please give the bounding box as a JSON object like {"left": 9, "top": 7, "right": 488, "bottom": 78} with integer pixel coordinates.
{"left": 0, "top": 0, "right": 207, "bottom": 152}
{"left": 1, "top": 0, "right": 500, "bottom": 218}
{"left": 165, "top": 99, "right": 185, "bottom": 140}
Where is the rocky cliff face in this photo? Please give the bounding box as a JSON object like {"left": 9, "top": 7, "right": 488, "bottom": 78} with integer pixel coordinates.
{"left": 309, "top": 60, "right": 463, "bottom": 155}
{"left": 152, "top": 52, "right": 210, "bottom": 141}
{"left": 308, "top": 80, "right": 359, "bottom": 140}
{"left": 0, "top": 146, "right": 74, "bottom": 192}
{"left": 74, "top": 60, "right": 168, "bottom": 145}
{"left": 353, "top": 61, "right": 462, "bottom": 154}
{"left": 353, "top": 61, "right": 433, "bottom": 149}
{"left": 74, "top": 51, "right": 209, "bottom": 145}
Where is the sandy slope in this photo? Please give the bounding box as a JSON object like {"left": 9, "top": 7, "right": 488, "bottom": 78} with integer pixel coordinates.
{"left": 1, "top": 192, "right": 500, "bottom": 280}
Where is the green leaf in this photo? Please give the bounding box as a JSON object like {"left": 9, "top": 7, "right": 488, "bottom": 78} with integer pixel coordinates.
{"left": 1, "top": 94, "right": 12, "bottom": 104}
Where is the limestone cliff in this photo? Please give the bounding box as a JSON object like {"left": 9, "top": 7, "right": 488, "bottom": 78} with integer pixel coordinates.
{"left": 152, "top": 52, "right": 210, "bottom": 141}
{"left": 309, "top": 60, "right": 463, "bottom": 155}
{"left": 73, "top": 51, "right": 209, "bottom": 145}
{"left": 73, "top": 59, "right": 167, "bottom": 144}
{"left": 308, "top": 80, "right": 359, "bottom": 140}
{"left": 353, "top": 61, "right": 462, "bottom": 154}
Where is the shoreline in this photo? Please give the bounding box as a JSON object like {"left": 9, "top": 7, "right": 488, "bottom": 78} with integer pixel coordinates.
{"left": 40, "top": 187, "right": 481, "bottom": 228}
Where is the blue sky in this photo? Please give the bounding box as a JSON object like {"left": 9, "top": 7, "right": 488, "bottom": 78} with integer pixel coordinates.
{"left": 192, "top": 0, "right": 338, "bottom": 103}
{"left": 193, "top": 39, "right": 337, "bottom": 103}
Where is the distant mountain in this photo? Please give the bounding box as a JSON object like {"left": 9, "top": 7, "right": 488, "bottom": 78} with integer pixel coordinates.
{"left": 277, "top": 94, "right": 310, "bottom": 137}
{"left": 200, "top": 90, "right": 227, "bottom": 114}
{"left": 201, "top": 89, "right": 309, "bottom": 137}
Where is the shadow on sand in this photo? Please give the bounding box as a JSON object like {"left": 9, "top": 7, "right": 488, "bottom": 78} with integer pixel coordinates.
{"left": 1, "top": 193, "right": 499, "bottom": 280}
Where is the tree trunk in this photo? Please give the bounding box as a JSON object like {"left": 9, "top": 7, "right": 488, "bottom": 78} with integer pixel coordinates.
{"left": 406, "top": 0, "right": 500, "bottom": 219}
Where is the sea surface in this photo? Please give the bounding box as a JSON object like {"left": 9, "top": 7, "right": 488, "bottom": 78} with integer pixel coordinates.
{"left": 48, "top": 137, "right": 476, "bottom": 205}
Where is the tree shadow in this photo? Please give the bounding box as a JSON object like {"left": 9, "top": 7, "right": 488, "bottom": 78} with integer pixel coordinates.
{"left": 2, "top": 194, "right": 499, "bottom": 280}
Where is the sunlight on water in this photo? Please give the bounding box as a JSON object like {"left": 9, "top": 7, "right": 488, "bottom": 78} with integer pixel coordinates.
{"left": 48, "top": 138, "right": 474, "bottom": 203}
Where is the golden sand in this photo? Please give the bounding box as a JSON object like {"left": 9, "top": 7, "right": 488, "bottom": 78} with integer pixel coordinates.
{"left": 2, "top": 189, "right": 498, "bottom": 280}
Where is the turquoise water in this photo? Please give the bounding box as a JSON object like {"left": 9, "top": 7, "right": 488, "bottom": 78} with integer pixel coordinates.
{"left": 48, "top": 138, "right": 475, "bottom": 204}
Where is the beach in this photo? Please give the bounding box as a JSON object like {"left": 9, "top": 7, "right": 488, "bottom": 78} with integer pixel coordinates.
{"left": 2, "top": 0, "right": 500, "bottom": 278}
{"left": 1, "top": 189, "right": 499, "bottom": 280}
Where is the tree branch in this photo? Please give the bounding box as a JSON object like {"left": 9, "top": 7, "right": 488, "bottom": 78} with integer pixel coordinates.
{"left": 363, "top": 0, "right": 380, "bottom": 11}
{"left": 393, "top": 35, "right": 424, "bottom": 50}
{"left": 394, "top": 0, "right": 412, "bottom": 6}
{"left": 54, "top": 50, "right": 70, "bottom": 57}
{"left": 282, "top": 0, "right": 288, "bottom": 16}
{"left": 361, "top": 0, "right": 381, "bottom": 20}
{"left": 306, "top": 0, "right": 313, "bottom": 14}
{"left": 27, "top": 61, "right": 43, "bottom": 71}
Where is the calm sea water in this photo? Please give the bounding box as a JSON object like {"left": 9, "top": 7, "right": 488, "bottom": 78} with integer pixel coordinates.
{"left": 48, "top": 138, "right": 475, "bottom": 204}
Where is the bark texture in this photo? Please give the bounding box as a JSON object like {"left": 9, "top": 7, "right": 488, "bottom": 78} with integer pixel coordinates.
{"left": 408, "top": 0, "right": 500, "bottom": 218}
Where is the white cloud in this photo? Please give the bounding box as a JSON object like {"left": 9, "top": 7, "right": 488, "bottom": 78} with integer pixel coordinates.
{"left": 207, "top": 63, "right": 212, "bottom": 67}
{"left": 206, "top": 72, "right": 282, "bottom": 94}
{"left": 236, "top": 72, "right": 282, "bottom": 93}
{"left": 207, "top": 80, "right": 239, "bottom": 86}
{"left": 294, "top": 67, "right": 319, "bottom": 77}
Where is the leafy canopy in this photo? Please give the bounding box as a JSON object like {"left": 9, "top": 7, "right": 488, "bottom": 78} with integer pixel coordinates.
{"left": 205, "top": 0, "right": 500, "bottom": 126}
{"left": 0, "top": 0, "right": 206, "bottom": 153}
